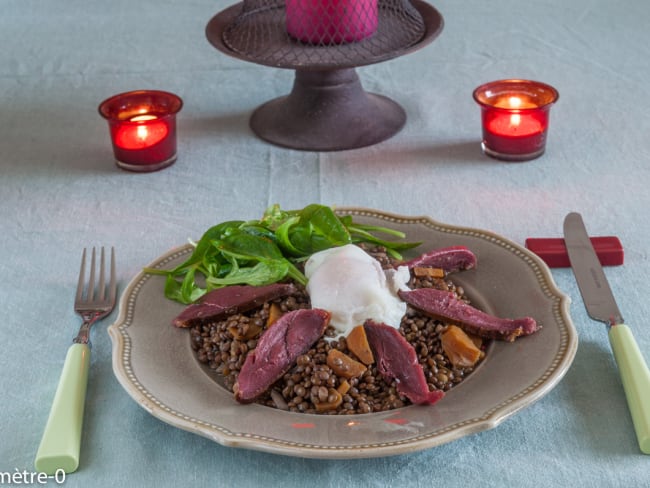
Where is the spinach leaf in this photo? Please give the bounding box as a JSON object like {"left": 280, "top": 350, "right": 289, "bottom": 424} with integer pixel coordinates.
{"left": 163, "top": 267, "right": 206, "bottom": 304}
{"left": 146, "top": 204, "right": 421, "bottom": 304}
{"left": 206, "top": 260, "right": 289, "bottom": 287}
{"left": 163, "top": 220, "right": 244, "bottom": 276}
{"left": 218, "top": 229, "right": 284, "bottom": 261}
{"left": 289, "top": 204, "right": 351, "bottom": 255}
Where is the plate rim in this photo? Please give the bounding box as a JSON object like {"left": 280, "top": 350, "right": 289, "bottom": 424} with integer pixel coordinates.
{"left": 108, "top": 207, "right": 578, "bottom": 458}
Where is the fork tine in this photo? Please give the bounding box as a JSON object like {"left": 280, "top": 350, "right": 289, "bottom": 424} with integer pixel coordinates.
{"left": 108, "top": 247, "right": 117, "bottom": 304}
{"left": 87, "top": 248, "right": 96, "bottom": 302}
{"left": 75, "top": 248, "right": 87, "bottom": 303}
{"left": 98, "top": 247, "right": 106, "bottom": 301}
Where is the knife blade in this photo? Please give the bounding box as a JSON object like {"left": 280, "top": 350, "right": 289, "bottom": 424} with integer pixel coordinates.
{"left": 564, "top": 212, "right": 650, "bottom": 454}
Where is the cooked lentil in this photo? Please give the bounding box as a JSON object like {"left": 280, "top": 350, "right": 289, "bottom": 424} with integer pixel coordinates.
{"left": 189, "top": 245, "right": 485, "bottom": 414}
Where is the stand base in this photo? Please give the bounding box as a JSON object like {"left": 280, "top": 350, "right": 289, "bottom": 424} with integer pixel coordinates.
{"left": 250, "top": 68, "right": 406, "bottom": 151}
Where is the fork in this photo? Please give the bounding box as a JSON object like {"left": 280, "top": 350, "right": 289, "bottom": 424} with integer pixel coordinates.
{"left": 35, "top": 247, "right": 117, "bottom": 475}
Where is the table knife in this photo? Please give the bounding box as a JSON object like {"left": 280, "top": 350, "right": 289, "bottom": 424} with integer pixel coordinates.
{"left": 564, "top": 212, "right": 650, "bottom": 454}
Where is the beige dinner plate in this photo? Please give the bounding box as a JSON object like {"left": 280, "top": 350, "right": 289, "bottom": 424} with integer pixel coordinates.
{"left": 109, "top": 207, "right": 577, "bottom": 458}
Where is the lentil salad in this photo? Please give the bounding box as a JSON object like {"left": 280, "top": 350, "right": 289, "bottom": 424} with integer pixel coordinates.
{"left": 189, "top": 245, "right": 485, "bottom": 415}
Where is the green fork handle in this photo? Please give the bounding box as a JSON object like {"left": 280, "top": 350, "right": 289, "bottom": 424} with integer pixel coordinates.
{"left": 609, "top": 324, "right": 650, "bottom": 454}
{"left": 34, "top": 343, "right": 90, "bottom": 474}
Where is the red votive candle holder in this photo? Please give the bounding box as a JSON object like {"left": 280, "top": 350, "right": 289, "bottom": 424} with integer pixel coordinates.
{"left": 98, "top": 90, "right": 183, "bottom": 172}
{"left": 473, "top": 79, "right": 559, "bottom": 161}
{"left": 286, "top": 0, "right": 378, "bottom": 44}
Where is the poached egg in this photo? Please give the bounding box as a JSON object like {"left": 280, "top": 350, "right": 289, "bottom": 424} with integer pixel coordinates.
{"left": 305, "top": 244, "right": 410, "bottom": 339}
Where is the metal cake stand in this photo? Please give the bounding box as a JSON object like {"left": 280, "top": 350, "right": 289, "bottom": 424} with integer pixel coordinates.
{"left": 206, "top": 0, "right": 443, "bottom": 151}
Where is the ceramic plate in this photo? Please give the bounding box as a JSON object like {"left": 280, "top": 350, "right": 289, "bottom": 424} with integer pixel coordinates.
{"left": 109, "top": 208, "right": 577, "bottom": 458}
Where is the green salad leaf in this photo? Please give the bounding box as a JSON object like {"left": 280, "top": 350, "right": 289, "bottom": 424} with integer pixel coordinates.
{"left": 145, "top": 204, "right": 421, "bottom": 304}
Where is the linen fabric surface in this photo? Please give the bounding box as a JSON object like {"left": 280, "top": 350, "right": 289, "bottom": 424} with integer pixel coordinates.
{"left": 1, "top": 0, "right": 649, "bottom": 486}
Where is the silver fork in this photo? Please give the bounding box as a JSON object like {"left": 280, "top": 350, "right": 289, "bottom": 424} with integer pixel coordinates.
{"left": 73, "top": 248, "right": 117, "bottom": 346}
{"left": 35, "top": 247, "right": 117, "bottom": 475}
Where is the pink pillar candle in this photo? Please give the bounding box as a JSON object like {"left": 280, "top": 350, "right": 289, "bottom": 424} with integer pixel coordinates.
{"left": 473, "top": 80, "right": 559, "bottom": 161}
{"left": 286, "top": 0, "right": 378, "bottom": 44}
{"left": 98, "top": 90, "right": 183, "bottom": 172}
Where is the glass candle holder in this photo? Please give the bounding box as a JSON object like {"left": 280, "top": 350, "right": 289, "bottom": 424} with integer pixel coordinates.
{"left": 473, "top": 79, "right": 559, "bottom": 162}
{"left": 98, "top": 90, "right": 183, "bottom": 172}
{"left": 286, "top": 0, "right": 378, "bottom": 44}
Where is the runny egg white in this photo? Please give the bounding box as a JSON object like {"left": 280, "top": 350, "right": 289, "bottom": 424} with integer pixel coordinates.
{"left": 304, "top": 244, "right": 411, "bottom": 339}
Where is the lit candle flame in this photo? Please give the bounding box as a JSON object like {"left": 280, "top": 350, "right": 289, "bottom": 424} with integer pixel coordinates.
{"left": 130, "top": 115, "right": 158, "bottom": 142}
{"left": 508, "top": 97, "right": 522, "bottom": 128}
{"left": 136, "top": 125, "right": 149, "bottom": 141}
{"left": 114, "top": 113, "right": 168, "bottom": 150}
{"left": 510, "top": 113, "right": 521, "bottom": 127}
{"left": 131, "top": 115, "right": 157, "bottom": 122}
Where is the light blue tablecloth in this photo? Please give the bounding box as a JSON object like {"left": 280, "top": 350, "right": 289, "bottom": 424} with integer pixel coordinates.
{"left": 2, "top": 0, "right": 649, "bottom": 486}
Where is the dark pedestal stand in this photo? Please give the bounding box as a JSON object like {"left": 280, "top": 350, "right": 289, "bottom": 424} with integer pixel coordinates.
{"left": 251, "top": 69, "right": 405, "bottom": 151}
{"left": 206, "top": 1, "right": 443, "bottom": 151}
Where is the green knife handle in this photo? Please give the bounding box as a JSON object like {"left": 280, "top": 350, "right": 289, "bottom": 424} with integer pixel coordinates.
{"left": 34, "top": 343, "right": 90, "bottom": 474}
{"left": 609, "top": 324, "right": 650, "bottom": 454}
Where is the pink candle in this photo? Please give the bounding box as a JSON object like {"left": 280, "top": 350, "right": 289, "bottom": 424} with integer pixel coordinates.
{"left": 98, "top": 90, "right": 183, "bottom": 172}
{"left": 286, "top": 0, "right": 378, "bottom": 44}
{"left": 473, "top": 80, "right": 559, "bottom": 161}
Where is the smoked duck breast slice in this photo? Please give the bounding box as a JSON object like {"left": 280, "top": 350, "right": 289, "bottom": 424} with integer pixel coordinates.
{"left": 234, "top": 308, "right": 331, "bottom": 403}
{"left": 172, "top": 283, "right": 296, "bottom": 328}
{"left": 398, "top": 288, "right": 538, "bottom": 342}
{"left": 363, "top": 320, "right": 444, "bottom": 405}
{"left": 399, "top": 246, "right": 477, "bottom": 273}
